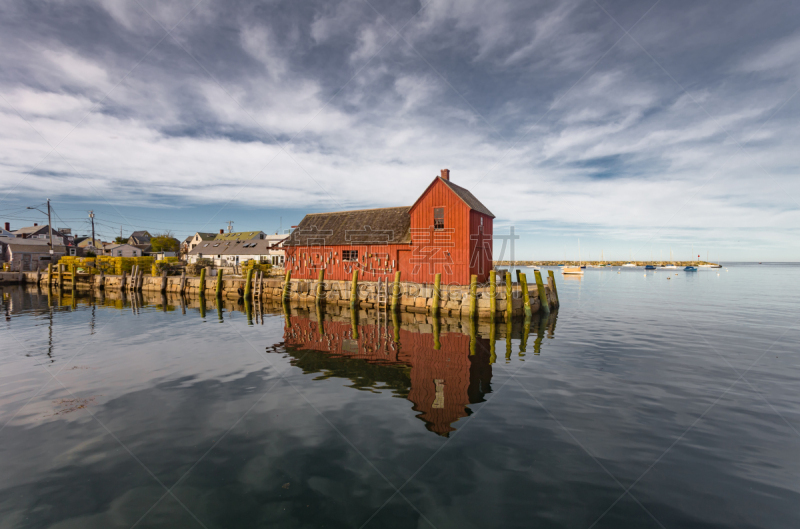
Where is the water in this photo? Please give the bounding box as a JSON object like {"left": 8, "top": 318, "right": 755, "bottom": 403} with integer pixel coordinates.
{"left": 1, "top": 264, "right": 798, "bottom": 528}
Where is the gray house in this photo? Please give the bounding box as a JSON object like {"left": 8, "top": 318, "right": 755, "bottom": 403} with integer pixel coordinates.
{"left": 0, "top": 238, "right": 67, "bottom": 271}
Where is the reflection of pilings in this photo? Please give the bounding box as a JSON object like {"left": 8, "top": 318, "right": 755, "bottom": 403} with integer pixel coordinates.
{"left": 469, "top": 317, "right": 477, "bottom": 356}
{"left": 520, "top": 313, "right": 530, "bottom": 356}
{"left": 391, "top": 309, "right": 400, "bottom": 343}
{"left": 316, "top": 303, "right": 325, "bottom": 336}
{"left": 216, "top": 296, "right": 223, "bottom": 322}
{"left": 533, "top": 312, "right": 548, "bottom": 355}
{"left": 199, "top": 295, "right": 206, "bottom": 318}
{"left": 350, "top": 306, "right": 358, "bottom": 339}
{"left": 489, "top": 318, "right": 496, "bottom": 364}
{"left": 180, "top": 294, "right": 186, "bottom": 315}
{"left": 433, "top": 315, "right": 441, "bottom": 350}
{"left": 161, "top": 293, "right": 168, "bottom": 312}
{"left": 245, "top": 297, "right": 253, "bottom": 325}
{"left": 282, "top": 299, "right": 291, "bottom": 328}
{"left": 547, "top": 309, "right": 558, "bottom": 337}
{"left": 505, "top": 316, "right": 512, "bottom": 362}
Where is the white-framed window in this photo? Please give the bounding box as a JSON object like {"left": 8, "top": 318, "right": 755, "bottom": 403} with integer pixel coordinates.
{"left": 343, "top": 250, "right": 358, "bottom": 261}
{"left": 434, "top": 208, "right": 444, "bottom": 230}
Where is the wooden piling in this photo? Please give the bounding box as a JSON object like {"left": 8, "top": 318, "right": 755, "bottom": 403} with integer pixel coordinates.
{"left": 98, "top": 268, "right": 104, "bottom": 290}
{"left": 244, "top": 269, "right": 253, "bottom": 299}
{"left": 469, "top": 274, "right": 477, "bottom": 319}
{"left": 391, "top": 271, "right": 401, "bottom": 312}
{"left": 505, "top": 271, "right": 513, "bottom": 319}
{"left": 489, "top": 270, "right": 496, "bottom": 316}
{"left": 282, "top": 270, "right": 291, "bottom": 300}
{"left": 215, "top": 269, "right": 223, "bottom": 297}
{"left": 316, "top": 269, "right": 324, "bottom": 305}
{"left": 47, "top": 263, "right": 53, "bottom": 288}
{"left": 547, "top": 270, "right": 559, "bottom": 307}
{"left": 57, "top": 264, "right": 63, "bottom": 289}
{"left": 179, "top": 269, "right": 186, "bottom": 295}
{"left": 350, "top": 269, "right": 358, "bottom": 310}
{"left": 199, "top": 267, "right": 206, "bottom": 297}
{"left": 120, "top": 270, "right": 126, "bottom": 292}
{"left": 516, "top": 269, "right": 522, "bottom": 284}
{"left": 160, "top": 271, "right": 168, "bottom": 293}
{"left": 432, "top": 273, "right": 442, "bottom": 317}
{"left": 36, "top": 266, "right": 41, "bottom": 285}
{"left": 519, "top": 273, "right": 532, "bottom": 317}
{"left": 534, "top": 270, "right": 550, "bottom": 314}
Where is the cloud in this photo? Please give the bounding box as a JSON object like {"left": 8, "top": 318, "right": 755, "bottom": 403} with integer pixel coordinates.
{"left": 0, "top": 0, "right": 798, "bottom": 258}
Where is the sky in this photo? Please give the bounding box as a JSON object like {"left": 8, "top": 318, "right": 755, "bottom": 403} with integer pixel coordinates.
{"left": 0, "top": 0, "right": 798, "bottom": 261}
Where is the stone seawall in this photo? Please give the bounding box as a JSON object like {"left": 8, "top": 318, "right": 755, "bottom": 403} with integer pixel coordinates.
{"left": 18, "top": 271, "right": 558, "bottom": 319}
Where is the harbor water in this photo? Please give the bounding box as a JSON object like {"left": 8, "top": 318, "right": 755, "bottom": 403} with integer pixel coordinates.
{"left": 1, "top": 264, "right": 798, "bottom": 528}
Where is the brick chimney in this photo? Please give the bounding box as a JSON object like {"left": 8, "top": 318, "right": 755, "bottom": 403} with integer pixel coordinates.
{"left": 440, "top": 169, "right": 450, "bottom": 180}
{"left": 220, "top": 229, "right": 224, "bottom": 234}
{"left": 4, "top": 222, "right": 9, "bottom": 231}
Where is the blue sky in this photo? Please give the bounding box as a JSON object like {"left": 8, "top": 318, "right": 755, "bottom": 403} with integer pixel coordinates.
{"left": 0, "top": 0, "right": 798, "bottom": 260}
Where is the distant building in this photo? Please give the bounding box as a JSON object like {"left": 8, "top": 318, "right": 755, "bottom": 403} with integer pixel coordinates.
{"left": 187, "top": 237, "right": 285, "bottom": 267}
{"left": 213, "top": 230, "right": 266, "bottom": 242}
{"left": 12, "top": 224, "right": 74, "bottom": 246}
{"left": 127, "top": 230, "right": 151, "bottom": 245}
{"left": 104, "top": 244, "right": 143, "bottom": 257}
{"left": 1, "top": 222, "right": 15, "bottom": 238}
{"left": 0, "top": 238, "right": 67, "bottom": 271}
{"left": 283, "top": 170, "right": 494, "bottom": 284}
{"left": 184, "top": 232, "right": 216, "bottom": 252}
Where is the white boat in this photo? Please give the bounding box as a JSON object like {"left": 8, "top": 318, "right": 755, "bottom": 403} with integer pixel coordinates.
{"left": 563, "top": 240, "right": 585, "bottom": 275}
{"left": 622, "top": 262, "right": 636, "bottom": 267}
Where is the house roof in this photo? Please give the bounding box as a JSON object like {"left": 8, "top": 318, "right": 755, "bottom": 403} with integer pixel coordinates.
{"left": 214, "top": 231, "right": 265, "bottom": 241}
{"left": 188, "top": 238, "right": 283, "bottom": 256}
{"left": 283, "top": 207, "right": 412, "bottom": 247}
{"left": 440, "top": 178, "right": 495, "bottom": 218}
{"left": 105, "top": 244, "right": 140, "bottom": 251}
{"left": 0, "top": 238, "right": 66, "bottom": 253}
{"left": 410, "top": 177, "right": 495, "bottom": 218}
{"left": 13, "top": 224, "right": 62, "bottom": 236}
{"left": 130, "top": 230, "right": 150, "bottom": 239}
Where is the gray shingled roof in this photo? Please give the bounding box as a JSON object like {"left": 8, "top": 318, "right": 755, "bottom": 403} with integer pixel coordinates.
{"left": 283, "top": 207, "right": 412, "bottom": 247}
{"left": 440, "top": 178, "right": 495, "bottom": 218}
{"left": 1, "top": 238, "right": 66, "bottom": 253}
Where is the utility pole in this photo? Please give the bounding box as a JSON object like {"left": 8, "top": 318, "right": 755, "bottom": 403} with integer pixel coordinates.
{"left": 226, "top": 220, "right": 234, "bottom": 233}
{"left": 89, "top": 211, "right": 96, "bottom": 248}
{"left": 47, "top": 199, "right": 53, "bottom": 256}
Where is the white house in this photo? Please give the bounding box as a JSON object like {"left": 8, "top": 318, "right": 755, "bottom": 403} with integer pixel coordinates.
{"left": 187, "top": 236, "right": 287, "bottom": 267}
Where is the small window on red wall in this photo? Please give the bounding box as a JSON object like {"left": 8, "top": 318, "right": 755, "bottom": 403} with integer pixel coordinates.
{"left": 434, "top": 208, "right": 444, "bottom": 230}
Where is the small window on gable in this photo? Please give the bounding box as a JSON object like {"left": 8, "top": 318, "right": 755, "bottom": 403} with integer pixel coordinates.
{"left": 343, "top": 250, "right": 358, "bottom": 261}
{"left": 434, "top": 208, "right": 444, "bottom": 230}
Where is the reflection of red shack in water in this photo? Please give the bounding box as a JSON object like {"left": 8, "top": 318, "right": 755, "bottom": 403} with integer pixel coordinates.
{"left": 283, "top": 315, "right": 492, "bottom": 436}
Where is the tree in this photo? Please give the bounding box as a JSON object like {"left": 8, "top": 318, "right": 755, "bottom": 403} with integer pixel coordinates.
{"left": 151, "top": 236, "right": 179, "bottom": 253}
{"left": 114, "top": 236, "right": 126, "bottom": 244}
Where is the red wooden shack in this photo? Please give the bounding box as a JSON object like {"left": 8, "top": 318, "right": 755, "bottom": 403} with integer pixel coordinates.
{"left": 283, "top": 169, "right": 495, "bottom": 284}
